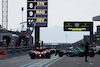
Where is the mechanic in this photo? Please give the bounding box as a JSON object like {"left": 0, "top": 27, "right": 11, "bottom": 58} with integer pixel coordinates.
{"left": 11, "top": 40, "right": 15, "bottom": 54}
{"left": 3, "top": 39, "right": 7, "bottom": 48}
{"left": 85, "top": 42, "right": 89, "bottom": 62}
{"left": 20, "top": 39, "right": 23, "bottom": 53}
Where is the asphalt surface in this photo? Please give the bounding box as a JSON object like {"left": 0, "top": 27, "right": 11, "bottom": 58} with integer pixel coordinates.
{"left": 0, "top": 54, "right": 61, "bottom": 67}
{"left": 49, "top": 55, "right": 100, "bottom": 67}
{"left": 0, "top": 54, "right": 34, "bottom": 67}
{"left": 0, "top": 54, "right": 100, "bottom": 67}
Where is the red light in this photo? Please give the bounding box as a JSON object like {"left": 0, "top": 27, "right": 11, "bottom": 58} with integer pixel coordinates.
{"left": 44, "top": 50, "right": 47, "bottom": 54}
{"left": 34, "top": 51, "right": 36, "bottom": 54}
{"left": 39, "top": 54, "right": 42, "bottom": 57}
{"left": 93, "top": 44, "right": 96, "bottom": 47}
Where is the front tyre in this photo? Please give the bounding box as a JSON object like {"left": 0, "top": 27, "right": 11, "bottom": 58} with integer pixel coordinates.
{"left": 69, "top": 53, "right": 73, "bottom": 57}
{"left": 79, "top": 52, "right": 84, "bottom": 57}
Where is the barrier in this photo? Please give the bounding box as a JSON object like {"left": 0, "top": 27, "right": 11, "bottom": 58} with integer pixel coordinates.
{"left": 0, "top": 46, "right": 33, "bottom": 55}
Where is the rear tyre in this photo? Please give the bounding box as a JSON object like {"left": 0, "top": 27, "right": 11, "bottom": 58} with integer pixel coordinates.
{"left": 98, "top": 50, "right": 100, "bottom": 55}
{"left": 58, "top": 52, "right": 64, "bottom": 57}
{"left": 89, "top": 52, "right": 95, "bottom": 57}
{"left": 30, "top": 53, "right": 36, "bottom": 59}
{"left": 45, "top": 53, "right": 51, "bottom": 58}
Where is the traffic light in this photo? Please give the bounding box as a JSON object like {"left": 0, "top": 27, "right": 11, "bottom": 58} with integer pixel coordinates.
{"left": 39, "top": 41, "right": 41, "bottom": 43}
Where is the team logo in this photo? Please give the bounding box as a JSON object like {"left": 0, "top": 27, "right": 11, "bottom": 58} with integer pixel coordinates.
{"left": 75, "top": 23, "right": 79, "bottom": 27}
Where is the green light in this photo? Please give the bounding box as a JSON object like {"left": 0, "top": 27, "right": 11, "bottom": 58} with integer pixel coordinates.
{"left": 97, "top": 38, "right": 100, "bottom": 41}
{"left": 68, "top": 28, "right": 86, "bottom": 31}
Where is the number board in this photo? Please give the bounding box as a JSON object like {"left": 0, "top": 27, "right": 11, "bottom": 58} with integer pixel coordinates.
{"left": 64, "top": 22, "right": 93, "bottom": 31}
{"left": 27, "top": 0, "right": 48, "bottom": 27}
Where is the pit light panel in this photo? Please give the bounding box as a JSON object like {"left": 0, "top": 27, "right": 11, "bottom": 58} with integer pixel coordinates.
{"left": 27, "top": 0, "right": 48, "bottom": 27}
{"left": 64, "top": 22, "right": 93, "bottom": 31}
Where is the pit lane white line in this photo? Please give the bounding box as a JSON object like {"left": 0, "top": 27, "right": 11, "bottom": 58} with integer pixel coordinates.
{"left": 45, "top": 56, "right": 63, "bottom": 67}
{"left": 20, "top": 54, "right": 57, "bottom": 67}
{"left": 20, "top": 59, "right": 41, "bottom": 67}
{"left": 20, "top": 54, "right": 63, "bottom": 67}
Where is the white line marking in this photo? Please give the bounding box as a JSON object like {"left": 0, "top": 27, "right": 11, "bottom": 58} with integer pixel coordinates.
{"left": 20, "top": 59, "right": 40, "bottom": 67}
{"left": 90, "top": 63, "right": 93, "bottom": 65}
{"left": 20, "top": 54, "right": 63, "bottom": 67}
{"left": 45, "top": 56, "right": 64, "bottom": 67}
{"left": 21, "top": 54, "right": 56, "bottom": 67}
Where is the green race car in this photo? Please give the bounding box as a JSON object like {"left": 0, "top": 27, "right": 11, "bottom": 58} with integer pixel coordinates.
{"left": 66, "top": 47, "right": 95, "bottom": 57}
{"left": 66, "top": 47, "right": 85, "bottom": 57}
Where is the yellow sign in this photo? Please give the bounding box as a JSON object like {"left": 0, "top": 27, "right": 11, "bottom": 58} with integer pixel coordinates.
{"left": 36, "top": 18, "right": 45, "bottom": 22}
{"left": 65, "top": 23, "right": 72, "bottom": 27}
{"left": 81, "top": 23, "right": 89, "bottom": 27}
{"left": 37, "top": 2, "right": 45, "bottom": 5}
{"left": 85, "top": 23, "right": 87, "bottom": 25}
{"left": 68, "top": 23, "right": 70, "bottom": 25}
{"left": 36, "top": 10, "right": 45, "bottom": 14}
{"left": 68, "top": 28, "right": 86, "bottom": 31}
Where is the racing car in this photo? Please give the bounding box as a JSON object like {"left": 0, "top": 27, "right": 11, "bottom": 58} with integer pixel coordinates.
{"left": 66, "top": 47, "right": 85, "bottom": 57}
{"left": 66, "top": 47, "right": 95, "bottom": 57}
{"left": 29, "top": 47, "right": 51, "bottom": 59}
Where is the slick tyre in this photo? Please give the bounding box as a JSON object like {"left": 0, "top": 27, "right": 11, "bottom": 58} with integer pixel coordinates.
{"left": 98, "top": 50, "right": 100, "bottom": 55}
{"left": 89, "top": 52, "right": 95, "bottom": 57}
{"left": 45, "top": 53, "right": 51, "bottom": 58}
{"left": 59, "top": 52, "right": 64, "bottom": 57}
{"left": 31, "top": 53, "right": 36, "bottom": 59}
{"left": 69, "top": 53, "right": 73, "bottom": 57}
